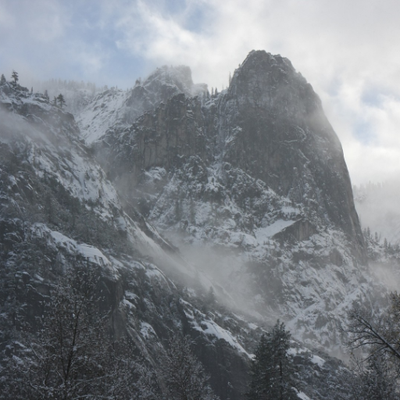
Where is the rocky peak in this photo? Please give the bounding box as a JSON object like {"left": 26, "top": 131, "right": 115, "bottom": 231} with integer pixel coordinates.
{"left": 143, "top": 65, "right": 195, "bottom": 96}
{"left": 87, "top": 50, "right": 372, "bottom": 349}
{"left": 228, "top": 50, "right": 318, "bottom": 115}
{"left": 219, "top": 51, "right": 364, "bottom": 260}
{"left": 125, "top": 64, "right": 207, "bottom": 113}
{"left": 78, "top": 65, "right": 207, "bottom": 144}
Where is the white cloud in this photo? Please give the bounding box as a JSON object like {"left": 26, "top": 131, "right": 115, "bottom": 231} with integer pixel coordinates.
{"left": 112, "top": 0, "right": 400, "bottom": 184}
{"left": 2, "top": 0, "right": 400, "bottom": 184}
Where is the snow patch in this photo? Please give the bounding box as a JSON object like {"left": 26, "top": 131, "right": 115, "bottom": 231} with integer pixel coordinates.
{"left": 255, "top": 219, "right": 296, "bottom": 240}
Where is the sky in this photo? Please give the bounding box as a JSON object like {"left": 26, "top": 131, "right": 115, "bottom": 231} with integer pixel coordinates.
{"left": 1, "top": 0, "right": 400, "bottom": 185}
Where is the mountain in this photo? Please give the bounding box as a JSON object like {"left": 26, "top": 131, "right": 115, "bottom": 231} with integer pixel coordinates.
{"left": 0, "top": 51, "right": 391, "bottom": 399}
{"left": 0, "top": 78, "right": 257, "bottom": 399}
{"left": 92, "top": 50, "right": 376, "bottom": 350}
{"left": 77, "top": 65, "right": 207, "bottom": 144}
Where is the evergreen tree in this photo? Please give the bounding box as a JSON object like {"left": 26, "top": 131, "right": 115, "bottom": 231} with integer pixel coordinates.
{"left": 247, "top": 320, "right": 297, "bottom": 400}
{"left": 0, "top": 74, "right": 6, "bottom": 85}
{"left": 57, "top": 93, "right": 66, "bottom": 108}
{"left": 11, "top": 70, "right": 18, "bottom": 84}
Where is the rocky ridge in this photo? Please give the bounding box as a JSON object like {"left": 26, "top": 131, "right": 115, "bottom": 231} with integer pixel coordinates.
{"left": 92, "top": 50, "right": 377, "bottom": 350}
{"left": 0, "top": 51, "right": 389, "bottom": 399}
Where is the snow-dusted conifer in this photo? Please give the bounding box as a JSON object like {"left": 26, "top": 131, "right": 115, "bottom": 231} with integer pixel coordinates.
{"left": 247, "top": 320, "right": 297, "bottom": 400}
{"left": 11, "top": 70, "right": 18, "bottom": 84}
{"left": 57, "top": 93, "right": 66, "bottom": 108}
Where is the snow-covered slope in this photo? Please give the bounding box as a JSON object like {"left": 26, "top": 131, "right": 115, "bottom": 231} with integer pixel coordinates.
{"left": 76, "top": 65, "right": 207, "bottom": 144}
{"left": 92, "top": 50, "right": 381, "bottom": 351}
{"left": 0, "top": 80, "right": 251, "bottom": 399}
{"left": 0, "top": 54, "right": 390, "bottom": 399}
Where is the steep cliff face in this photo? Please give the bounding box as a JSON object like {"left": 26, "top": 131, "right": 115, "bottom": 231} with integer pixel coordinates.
{"left": 0, "top": 81, "right": 251, "bottom": 400}
{"left": 92, "top": 51, "right": 374, "bottom": 350}
{"left": 77, "top": 65, "right": 207, "bottom": 144}
{"left": 222, "top": 51, "right": 364, "bottom": 258}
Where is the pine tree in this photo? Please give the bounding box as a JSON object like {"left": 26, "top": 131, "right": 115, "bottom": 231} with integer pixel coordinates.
{"left": 247, "top": 320, "right": 297, "bottom": 400}
{"left": 11, "top": 70, "right": 18, "bottom": 84}
{"left": 57, "top": 93, "right": 66, "bottom": 108}
{"left": 0, "top": 74, "right": 6, "bottom": 85}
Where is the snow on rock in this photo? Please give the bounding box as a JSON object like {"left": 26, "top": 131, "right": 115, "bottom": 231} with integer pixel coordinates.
{"left": 254, "top": 219, "right": 297, "bottom": 240}
{"left": 76, "top": 65, "right": 207, "bottom": 144}
{"left": 180, "top": 298, "right": 251, "bottom": 357}
{"left": 31, "top": 223, "right": 117, "bottom": 273}
{"left": 77, "top": 88, "right": 127, "bottom": 143}
{"left": 297, "top": 391, "right": 312, "bottom": 400}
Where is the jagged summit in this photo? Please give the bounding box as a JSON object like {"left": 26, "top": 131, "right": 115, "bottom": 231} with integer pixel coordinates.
{"left": 229, "top": 50, "right": 320, "bottom": 117}
{"left": 141, "top": 64, "right": 206, "bottom": 98}
{"left": 242, "top": 49, "right": 294, "bottom": 67}
{"left": 77, "top": 64, "right": 207, "bottom": 144}
{"left": 0, "top": 53, "right": 390, "bottom": 399}
{"left": 222, "top": 50, "right": 364, "bottom": 259}
{"left": 90, "top": 50, "right": 376, "bottom": 350}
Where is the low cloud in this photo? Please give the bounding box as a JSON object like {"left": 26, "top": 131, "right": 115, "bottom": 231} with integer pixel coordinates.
{"left": 1, "top": 0, "right": 400, "bottom": 184}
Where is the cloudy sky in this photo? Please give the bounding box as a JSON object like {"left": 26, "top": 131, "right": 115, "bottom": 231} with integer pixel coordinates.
{"left": 1, "top": 0, "right": 400, "bottom": 185}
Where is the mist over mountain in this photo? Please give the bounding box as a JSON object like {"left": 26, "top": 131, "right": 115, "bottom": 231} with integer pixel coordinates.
{"left": 354, "top": 181, "right": 400, "bottom": 246}
{"left": 92, "top": 50, "right": 374, "bottom": 346}
{"left": 0, "top": 51, "right": 397, "bottom": 399}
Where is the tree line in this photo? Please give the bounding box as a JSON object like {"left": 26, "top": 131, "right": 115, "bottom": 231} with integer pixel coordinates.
{"left": 3, "top": 258, "right": 397, "bottom": 399}
{"left": 0, "top": 258, "right": 297, "bottom": 399}
{"left": 1, "top": 70, "right": 66, "bottom": 108}
{"left": 0, "top": 263, "right": 218, "bottom": 399}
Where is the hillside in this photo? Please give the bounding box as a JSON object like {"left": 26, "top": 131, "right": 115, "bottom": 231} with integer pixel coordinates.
{"left": 0, "top": 52, "right": 392, "bottom": 398}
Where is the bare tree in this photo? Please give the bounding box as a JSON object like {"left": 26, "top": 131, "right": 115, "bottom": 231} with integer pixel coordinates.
{"left": 0, "top": 264, "right": 159, "bottom": 399}
{"left": 160, "top": 335, "right": 219, "bottom": 400}
{"left": 346, "top": 294, "right": 400, "bottom": 399}
{"left": 347, "top": 294, "right": 400, "bottom": 361}
{"left": 349, "top": 353, "right": 399, "bottom": 400}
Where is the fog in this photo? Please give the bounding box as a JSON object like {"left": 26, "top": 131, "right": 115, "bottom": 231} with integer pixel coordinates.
{"left": 159, "top": 230, "right": 280, "bottom": 326}
{"left": 354, "top": 180, "right": 400, "bottom": 246}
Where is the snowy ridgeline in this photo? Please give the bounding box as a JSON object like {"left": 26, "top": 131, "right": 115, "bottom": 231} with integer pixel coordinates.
{"left": 38, "top": 53, "right": 384, "bottom": 351}
{"left": 1, "top": 52, "right": 399, "bottom": 399}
